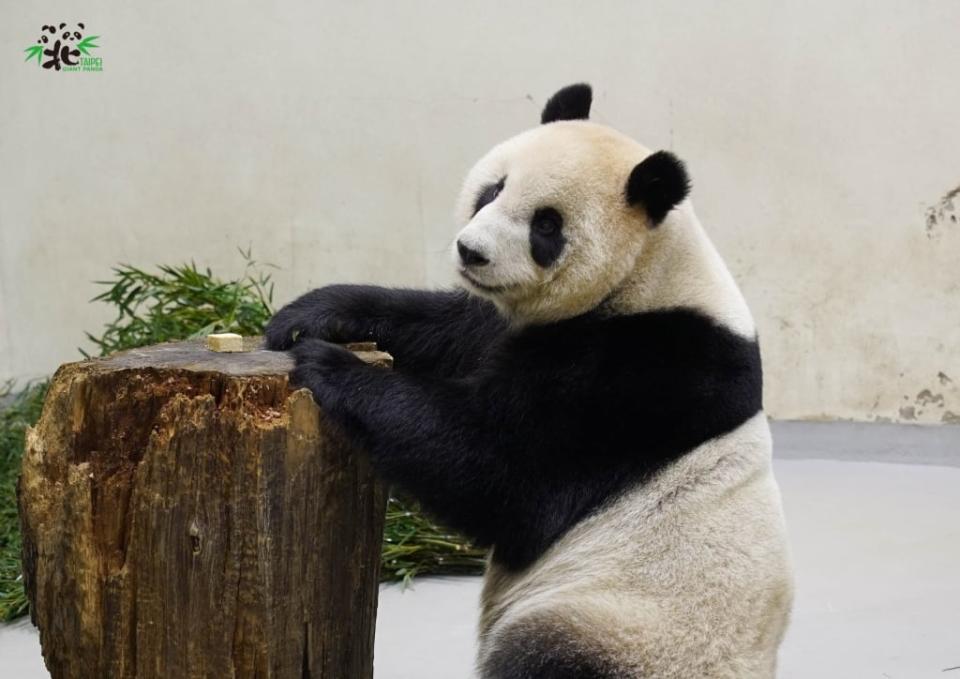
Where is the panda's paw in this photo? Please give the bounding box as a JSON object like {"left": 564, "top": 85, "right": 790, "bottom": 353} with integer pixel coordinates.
{"left": 290, "top": 359, "right": 337, "bottom": 409}
{"left": 265, "top": 286, "right": 372, "bottom": 351}
{"left": 263, "top": 304, "right": 345, "bottom": 350}
{"left": 290, "top": 337, "right": 364, "bottom": 370}
{"left": 265, "top": 306, "right": 316, "bottom": 350}
{"left": 288, "top": 338, "right": 365, "bottom": 409}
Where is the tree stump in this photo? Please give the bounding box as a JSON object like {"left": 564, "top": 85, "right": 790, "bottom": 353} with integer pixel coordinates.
{"left": 17, "top": 339, "right": 391, "bottom": 679}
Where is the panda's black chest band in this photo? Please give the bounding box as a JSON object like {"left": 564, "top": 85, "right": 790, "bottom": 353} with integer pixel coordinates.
{"left": 479, "top": 308, "right": 763, "bottom": 571}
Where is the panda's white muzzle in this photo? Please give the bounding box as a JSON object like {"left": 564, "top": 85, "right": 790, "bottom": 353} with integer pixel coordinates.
{"left": 452, "top": 207, "right": 535, "bottom": 294}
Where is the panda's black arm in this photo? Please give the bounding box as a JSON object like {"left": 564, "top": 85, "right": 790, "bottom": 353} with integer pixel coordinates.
{"left": 265, "top": 285, "right": 506, "bottom": 377}
{"left": 288, "top": 339, "right": 580, "bottom": 566}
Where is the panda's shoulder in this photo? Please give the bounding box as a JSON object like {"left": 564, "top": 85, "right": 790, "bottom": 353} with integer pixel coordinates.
{"left": 503, "top": 307, "right": 757, "bottom": 368}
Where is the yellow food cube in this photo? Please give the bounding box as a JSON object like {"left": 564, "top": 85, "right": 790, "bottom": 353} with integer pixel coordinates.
{"left": 206, "top": 333, "right": 244, "bottom": 353}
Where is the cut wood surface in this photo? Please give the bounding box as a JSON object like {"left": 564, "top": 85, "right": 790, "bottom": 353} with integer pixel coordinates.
{"left": 18, "top": 339, "right": 391, "bottom": 679}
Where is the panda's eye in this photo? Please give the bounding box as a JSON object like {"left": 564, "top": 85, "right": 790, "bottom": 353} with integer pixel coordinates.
{"left": 531, "top": 207, "right": 562, "bottom": 236}
{"left": 473, "top": 177, "right": 506, "bottom": 215}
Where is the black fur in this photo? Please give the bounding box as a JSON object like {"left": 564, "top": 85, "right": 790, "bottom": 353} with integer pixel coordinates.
{"left": 267, "top": 286, "right": 762, "bottom": 572}
{"left": 266, "top": 285, "right": 505, "bottom": 375}
{"left": 529, "top": 207, "right": 565, "bottom": 268}
{"left": 625, "top": 151, "right": 690, "bottom": 225}
{"left": 541, "top": 84, "right": 592, "bottom": 124}
{"left": 481, "top": 616, "right": 618, "bottom": 679}
{"left": 475, "top": 177, "right": 506, "bottom": 215}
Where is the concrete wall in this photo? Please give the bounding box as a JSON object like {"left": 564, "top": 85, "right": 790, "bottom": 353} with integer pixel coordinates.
{"left": 1, "top": 1, "right": 958, "bottom": 424}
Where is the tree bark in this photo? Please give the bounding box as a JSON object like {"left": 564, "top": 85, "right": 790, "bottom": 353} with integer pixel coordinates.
{"left": 17, "top": 339, "right": 390, "bottom": 679}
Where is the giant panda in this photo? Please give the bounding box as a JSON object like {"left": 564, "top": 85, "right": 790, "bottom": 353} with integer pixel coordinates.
{"left": 265, "top": 83, "right": 793, "bottom": 679}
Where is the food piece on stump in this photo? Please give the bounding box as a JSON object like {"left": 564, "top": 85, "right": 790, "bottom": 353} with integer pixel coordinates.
{"left": 205, "top": 332, "right": 245, "bottom": 353}
{"left": 17, "top": 338, "right": 391, "bottom": 679}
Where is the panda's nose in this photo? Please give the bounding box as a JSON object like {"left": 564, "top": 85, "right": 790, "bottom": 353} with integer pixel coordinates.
{"left": 457, "top": 240, "right": 489, "bottom": 267}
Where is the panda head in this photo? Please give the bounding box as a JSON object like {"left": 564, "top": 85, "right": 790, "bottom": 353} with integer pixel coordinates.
{"left": 453, "top": 83, "right": 690, "bottom": 324}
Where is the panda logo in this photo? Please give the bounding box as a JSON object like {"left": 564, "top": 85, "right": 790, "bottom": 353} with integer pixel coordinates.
{"left": 26, "top": 23, "right": 98, "bottom": 71}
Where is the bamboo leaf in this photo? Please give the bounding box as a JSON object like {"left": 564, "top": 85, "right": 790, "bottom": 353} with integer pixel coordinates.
{"left": 75, "top": 36, "right": 99, "bottom": 57}
{"left": 23, "top": 45, "right": 43, "bottom": 65}
{"left": 76, "top": 36, "right": 99, "bottom": 49}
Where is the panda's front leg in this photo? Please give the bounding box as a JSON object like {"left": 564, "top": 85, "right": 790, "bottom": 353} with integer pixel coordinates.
{"left": 267, "top": 285, "right": 505, "bottom": 377}
{"left": 265, "top": 285, "right": 381, "bottom": 351}
{"left": 287, "top": 338, "right": 371, "bottom": 421}
{"left": 287, "top": 338, "right": 516, "bottom": 547}
{"left": 288, "top": 337, "right": 469, "bottom": 446}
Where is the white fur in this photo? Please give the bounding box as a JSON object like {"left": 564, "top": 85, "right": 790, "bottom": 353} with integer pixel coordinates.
{"left": 452, "top": 122, "right": 650, "bottom": 325}
{"left": 478, "top": 414, "right": 793, "bottom": 678}
{"left": 456, "top": 203, "right": 534, "bottom": 293}
{"left": 451, "top": 122, "right": 755, "bottom": 339}
{"left": 604, "top": 200, "right": 757, "bottom": 338}
{"left": 454, "top": 119, "right": 792, "bottom": 676}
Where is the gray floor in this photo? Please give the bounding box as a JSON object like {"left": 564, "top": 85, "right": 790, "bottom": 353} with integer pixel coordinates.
{"left": 3, "top": 424, "right": 959, "bottom": 678}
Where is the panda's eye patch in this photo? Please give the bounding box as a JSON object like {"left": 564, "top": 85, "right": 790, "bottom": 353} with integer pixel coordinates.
{"left": 473, "top": 177, "right": 506, "bottom": 215}
{"left": 531, "top": 207, "right": 562, "bottom": 236}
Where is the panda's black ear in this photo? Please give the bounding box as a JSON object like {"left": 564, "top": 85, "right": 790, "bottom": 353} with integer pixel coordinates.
{"left": 625, "top": 151, "right": 690, "bottom": 226}
{"left": 541, "top": 83, "right": 592, "bottom": 124}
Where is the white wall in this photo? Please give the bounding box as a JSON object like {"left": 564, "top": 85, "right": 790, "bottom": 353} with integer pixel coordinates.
{"left": 1, "top": 1, "right": 958, "bottom": 424}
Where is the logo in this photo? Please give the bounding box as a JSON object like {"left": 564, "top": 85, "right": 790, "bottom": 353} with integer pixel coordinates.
{"left": 24, "top": 23, "right": 101, "bottom": 72}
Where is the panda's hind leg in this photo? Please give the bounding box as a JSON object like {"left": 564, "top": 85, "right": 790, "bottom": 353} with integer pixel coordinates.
{"left": 479, "top": 610, "right": 623, "bottom": 679}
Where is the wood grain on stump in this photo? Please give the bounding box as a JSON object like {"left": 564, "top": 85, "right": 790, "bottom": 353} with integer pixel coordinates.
{"left": 17, "top": 339, "right": 391, "bottom": 679}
